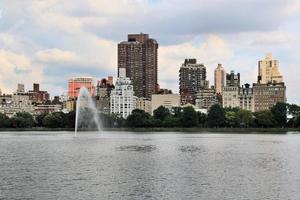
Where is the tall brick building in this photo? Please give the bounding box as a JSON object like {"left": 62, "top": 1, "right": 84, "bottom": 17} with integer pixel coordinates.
{"left": 118, "top": 33, "right": 159, "bottom": 99}
{"left": 179, "top": 59, "right": 208, "bottom": 105}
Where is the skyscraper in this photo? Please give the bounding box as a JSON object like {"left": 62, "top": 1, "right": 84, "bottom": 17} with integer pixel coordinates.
{"left": 179, "top": 59, "right": 208, "bottom": 105}
{"left": 118, "top": 33, "right": 159, "bottom": 99}
{"left": 214, "top": 64, "right": 225, "bottom": 94}
{"left": 258, "top": 53, "right": 283, "bottom": 84}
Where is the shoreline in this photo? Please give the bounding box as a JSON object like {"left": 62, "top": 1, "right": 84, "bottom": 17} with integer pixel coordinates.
{"left": 0, "top": 127, "right": 299, "bottom": 133}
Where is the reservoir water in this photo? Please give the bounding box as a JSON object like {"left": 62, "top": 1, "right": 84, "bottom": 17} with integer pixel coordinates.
{"left": 1, "top": 132, "right": 300, "bottom": 199}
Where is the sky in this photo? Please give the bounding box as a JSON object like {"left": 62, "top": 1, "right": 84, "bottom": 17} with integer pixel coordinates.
{"left": 0, "top": 0, "right": 300, "bottom": 103}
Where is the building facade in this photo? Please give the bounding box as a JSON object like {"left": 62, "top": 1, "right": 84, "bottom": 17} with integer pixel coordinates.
{"left": 258, "top": 53, "right": 283, "bottom": 84}
{"left": 28, "top": 83, "right": 50, "bottom": 104}
{"left": 110, "top": 68, "right": 137, "bottom": 118}
{"left": 195, "top": 87, "right": 218, "bottom": 110}
{"left": 222, "top": 86, "right": 240, "bottom": 108}
{"left": 118, "top": 33, "right": 158, "bottom": 99}
{"left": 222, "top": 70, "right": 241, "bottom": 108}
{"left": 226, "top": 70, "right": 240, "bottom": 87}
{"left": 0, "top": 93, "right": 34, "bottom": 117}
{"left": 253, "top": 82, "right": 286, "bottom": 112}
{"left": 239, "top": 84, "right": 254, "bottom": 112}
{"left": 214, "top": 64, "right": 225, "bottom": 94}
{"left": 179, "top": 59, "right": 208, "bottom": 105}
{"left": 136, "top": 97, "right": 152, "bottom": 114}
{"left": 68, "top": 77, "right": 95, "bottom": 99}
{"left": 151, "top": 94, "right": 180, "bottom": 114}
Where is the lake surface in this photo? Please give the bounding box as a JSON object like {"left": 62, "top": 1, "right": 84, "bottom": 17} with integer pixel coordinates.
{"left": 1, "top": 132, "right": 300, "bottom": 200}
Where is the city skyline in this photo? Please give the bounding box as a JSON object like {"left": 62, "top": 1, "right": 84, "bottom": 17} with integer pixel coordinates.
{"left": 0, "top": 0, "right": 300, "bottom": 103}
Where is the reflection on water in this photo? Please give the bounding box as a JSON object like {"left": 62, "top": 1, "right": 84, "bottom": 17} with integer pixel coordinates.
{"left": 117, "top": 145, "right": 157, "bottom": 152}
{"left": 0, "top": 132, "right": 300, "bottom": 200}
{"left": 179, "top": 145, "right": 205, "bottom": 153}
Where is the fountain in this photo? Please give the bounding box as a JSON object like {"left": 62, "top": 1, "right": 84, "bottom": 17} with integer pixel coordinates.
{"left": 74, "top": 87, "right": 102, "bottom": 136}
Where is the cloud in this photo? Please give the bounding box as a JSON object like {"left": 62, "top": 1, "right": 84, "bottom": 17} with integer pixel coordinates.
{"left": 35, "top": 48, "right": 79, "bottom": 64}
{"left": 0, "top": 50, "right": 43, "bottom": 93}
{"left": 159, "top": 35, "right": 233, "bottom": 92}
{"left": 0, "top": 0, "right": 300, "bottom": 103}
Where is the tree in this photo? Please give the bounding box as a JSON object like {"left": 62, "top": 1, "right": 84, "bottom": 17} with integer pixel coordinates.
{"left": 10, "top": 112, "right": 34, "bottom": 128}
{"left": 271, "top": 102, "right": 287, "bottom": 128}
{"left": 197, "top": 112, "right": 207, "bottom": 127}
{"left": 153, "top": 106, "right": 170, "bottom": 121}
{"left": 43, "top": 112, "right": 67, "bottom": 128}
{"left": 236, "top": 109, "right": 253, "bottom": 127}
{"left": 254, "top": 110, "right": 275, "bottom": 128}
{"left": 0, "top": 113, "right": 10, "bottom": 128}
{"left": 66, "top": 111, "right": 76, "bottom": 128}
{"left": 181, "top": 106, "right": 198, "bottom": 127}
{"left": 288, "top": 104, "right": 300, "bottom": 117}
{"left": 207, "top": 104, "right": 225, "bottom": 128}
{"left": 126, "top": 109, "right": 152, "bottom": 127}
{"left": 225, "top": 111, "right": 238, "bottom": 127}
{"left": 35, "top": 113, "right": 47, "bottom": 127}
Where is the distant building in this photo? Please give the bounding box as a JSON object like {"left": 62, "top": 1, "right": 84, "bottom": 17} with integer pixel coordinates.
{"left": 68, "top": 77, "right": 95, "bottom": 99}
{"left": 27, "top": 83, "right": 50, "bottom": 104}
{"left": 226, "top": 70, "right": 240, "bottom": 87}
{"left": 34, "top": 104, "right": 62, "bottom": 115}
{"left": 195, "top": 87, "right": 218, "bottom": 110}
{"left": 95, "top": 77, "right": 115, "bottom": 114}
{"left": 179, "top": 59, "right": 208, "bottom": 105}
{"left": 0, "top": 93, "right": 34, "bottom": 117}
{"left": 222, "top": 86, "right": 240, "bottom": 108}
{"left": 136, "top": 97, "right": 152, "bottom": 114}
{"left": 63, "top": 99, "right": 76, "bottom": 112}
{"left": 17, "top": 83, "right": 25, "bottom": 93}
{"left": 110, "top": 68, "right": 137, "bottom": 118}
{"left": 96, "top": 77, "right": 114, "bottom": 98}
{"left": 214, "top": 64, "right": 225, "bottom": 94}
{"left": 239, "top": 84, "right": 254, "bottom": 112}
{"left": 253, "top": 82, "right": 286, "bottom": 112}
{"left": 258, "top": 53, "right": 283, "bottom": 84}
{"left": 118, "top": 33, "right": 159, "bottom": 99}
{"left": 151, "top": 94, "right": 180, "bottom": 114}
{"left": 222, "top": 70, "right": 241, "bottom": 108}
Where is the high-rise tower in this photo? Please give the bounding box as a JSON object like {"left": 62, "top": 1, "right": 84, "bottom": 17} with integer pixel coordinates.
{"left": 214, "top": 64, "right": 225, "bottom": 94}
{"left": 118, "top": 33, "right": 158, "bottom": 99}
{"left": 258, "top": 53, "right": 283, "bottom": 84}
{"left": 179, "top": 59, "right": 208, "bottom": 105}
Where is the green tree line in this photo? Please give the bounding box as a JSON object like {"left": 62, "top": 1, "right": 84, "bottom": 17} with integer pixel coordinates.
{"left": 0, "top": 102, "right": 299, "bottom": 129}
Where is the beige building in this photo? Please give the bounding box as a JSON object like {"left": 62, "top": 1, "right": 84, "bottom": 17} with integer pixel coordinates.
{"left": 222, "top": 86, "right": 240, "bottom": 108}
{"left": 136, "top": 97, "right": 152, "bottom": 114}
{"left": 253, "top": 82, "right": 286, "bottom": 112}
{"left": 214, "top": 64, "right": 225, "bottom": 94}
{"left": 239, "top": 84, "right": 254, "bottom": 112}
{"left": 195, "top": 87, "right": 218, "bottom": 110}
{"left": 258, "top": 53, "right": 283, "bottom": 84}
{"left": 151, "top": 94, "right": 180, "bottom": 114}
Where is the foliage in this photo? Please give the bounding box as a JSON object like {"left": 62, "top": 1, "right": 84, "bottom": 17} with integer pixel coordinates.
{"left": 271, "top": 102, "right": 287, "bottom": 128}
{"left": 10, "top": 112, "right": 34, "bottom": 128}
{"left": 0, "top": 113, "right": 10, "bottom": 128}
{"left": 153, "top": 106, "right": 170, "bottom": 121}
{"left": 126, "top": 109, "right": 152, "bottom": 127}
{"left": 207, "top": 104, "right": 225, "bottom": 128}
{"left": 254, "top": 110, "right": 275, "bottom": 128}
{"left": 181, "top": 106, "right": 198, "bottom": 127}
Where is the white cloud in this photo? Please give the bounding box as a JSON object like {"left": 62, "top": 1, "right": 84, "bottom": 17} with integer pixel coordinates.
{"left": 0, "top": 50, "right": 43, "bottom": 93}
{"left": 35, "top": 48, "right": 79, "bottom": 64}
{"left": 159, "top": 35, "right": 233, "bottom": 92}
